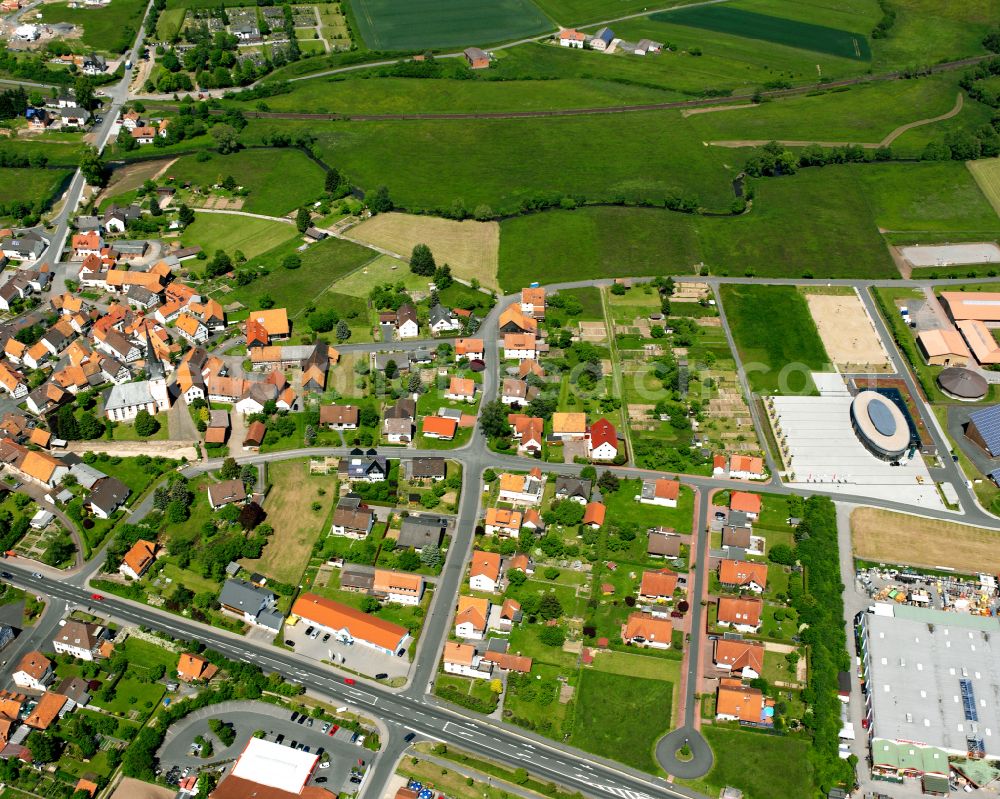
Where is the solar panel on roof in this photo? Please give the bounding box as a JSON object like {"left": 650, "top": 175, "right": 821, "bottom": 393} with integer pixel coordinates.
{"left": 961, "top": 678, "right": 979, "bottom": 721}
{"left": 969, "top": 405, "right": 1000, "bottom": 453}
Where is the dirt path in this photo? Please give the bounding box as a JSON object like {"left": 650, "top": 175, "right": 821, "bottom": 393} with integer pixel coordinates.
{"left": 707, "top": 93, "right": 964, "bottom": 150}
{"left": 680, "top": 103, "right": 756, "bottom": 118}
{"left": 878, "top": 92, "right": 963, "bottom": 147}
{"left": 193, "top": 207, "right": 294, "bottom": 224}
{"left": 66, "top": 440, "right": 199, "bottom": 460}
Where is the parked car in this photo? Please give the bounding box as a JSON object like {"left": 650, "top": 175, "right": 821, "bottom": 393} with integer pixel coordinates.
{"left": 404, "top": 733, "right": 416, "bottom": 742}
{"left": 276, "top": 734, "right": 285, "bottom": 744}
{"left": 344, "top": 678, "right": 356, "bottom": 685}
{"left": 285, "top": 640, "right": 295, "bottom": 647}
{"left": 316, "top": 777, "right": 328, "bottom": 784}
{"left": 290, "top": 711, "right": 299, "bottom": 722}
{"left": 305, "top": 626, "right": 315, "bottom": 637}
{"left": 321, "top": 723, "right": 330, "bottom": 733}
{"left": 319, "top": 761, "right": 330, "bottom": 770}
{"left": 375, "top": 672, "right": 388, "bottom": 679}
{"left": 322, "top": 633, "right": 330, "bottom": 642}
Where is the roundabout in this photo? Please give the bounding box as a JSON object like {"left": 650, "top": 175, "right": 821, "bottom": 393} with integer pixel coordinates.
{"left": 655, "top": 727, "right": 713, "bottom": 779}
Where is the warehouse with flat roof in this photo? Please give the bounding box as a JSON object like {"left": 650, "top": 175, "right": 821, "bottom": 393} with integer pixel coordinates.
{"left": 859, "top": 604, "right": 1000, "bottom": 762}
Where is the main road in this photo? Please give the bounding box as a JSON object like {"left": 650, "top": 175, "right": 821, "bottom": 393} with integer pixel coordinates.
{"left": 1, "top": 564, "right": 703, "bottom": 799}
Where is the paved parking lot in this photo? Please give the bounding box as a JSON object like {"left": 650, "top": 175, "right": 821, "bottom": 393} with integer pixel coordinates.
{"left": 158, "top": 700, "right": 374, "bottom": 794}
{"left": 284, "top": 621, "right": 410, "bottom": 680}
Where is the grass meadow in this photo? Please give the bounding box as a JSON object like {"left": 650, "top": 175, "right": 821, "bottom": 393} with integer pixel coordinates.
{"left": 682, "top": 726, "right": 814, "bottom": 799}
{"left": 0, "top": 168, "right": 72, "bottom": 216}
{"left": 497, "top": 165, "right": 906, "bottom": 289}
{"left": 351, "top": 0, "right": 553, "bottom": 50}
{"left": 167, "top": 149, "right": 326, "bottom": 216}
{"left": 684, "top": 74, "right": 963, "bottom": 145}
{"left": 155, "top": 7, "right": 187, "bottom": 39}
{"left": 968, "top": 158, "right": 1000, "bottom": 217}
{"left": 569, "top": 669, "right": 673, "bottom": 773}
{"left": 233, "top": 73, "right": 682, "bottom": 114}
{"left": 39, "top": 0, "right": 147, "bottom": 52}
{"left": 244, "top": 112, "right": 737, "bottom": 215}
{"left": 228, "top": 235, "right": 376, "bottom": 317}
{"left": 720, "top": 284, "right": 830, "bottom": 394}
{"left": 181, "top": 213, "right": 298, "bottom": 260}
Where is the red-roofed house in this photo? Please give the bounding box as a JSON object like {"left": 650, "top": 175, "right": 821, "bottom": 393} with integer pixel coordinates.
{"left": 718, "top": 559, "right": 768, "bottom": 593}
{"left": 730, "top": 491, "right": 761, "bottom": 519}
{"left": 729, "top": 455, "right": 766, "bottom": 480}
{"left": 582, "top": 501, "right": 605, "bottom": 529}
{"left": 588, "top": 418, "right": 618, "bottom": 461}
{"left": 621, "top": 612, "right": 672, "bottom": 649}
{"left": 639, "top": 569, "right": 678, "bottom": 602}
{"left": 713, "top": 638, "right": 764, "bottom": 679}
{"left": 639, "top": 478, "right": 680, "bottom": 508}
{"left": 717, "top": 596, "right": 763, "bottom": 633}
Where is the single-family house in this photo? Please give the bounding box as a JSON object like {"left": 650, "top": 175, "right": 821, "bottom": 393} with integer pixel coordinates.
{"left": 320, "top": 404, "right": 359, "bottom": 430}
{"left": 455, "top": 595, "right": 490, "bottom": 639}
{"left": 501, "top": 377, "right": 538, "bottom": 406}
{"left": 639, "top": 568, "right": 679, "bottom": 603}
{"left": 591, "top": 26, "right": 613, "bottom": 50}
{"left": 177, "top": 652, "right": 218, "bottom": 683}
{"left": 713, "top": 639, "right": 764, "bottom": 679}
{"left": 469, "top": 549, "right": 502, "bottom": 592}
{"left": 119, "top": 539, "right": 158, "bottom": 580}
{"left": 429, "top": 304, "right": 462, "bottom": 334}
{"left": 588, "top": 418, "right": 618, "bottom": 461}
{"left": 443, "top": 641, "right": 493, "bottom": 679}
{"left": 464, "top": 47, "right": 490, "bottom": 69}
{"left": 621, "top": 612, "right": 672, "bottom": 649}
{"left": 444, "top": 376, "right": 476, "bottom": 402}
{"left": 551, "top": 412, "right": 586, "bottom": 441}
{"left": 716, "top": 678, "right": 773, "bottom": 726}
{"left": 397, "top": 514, "right": 446, "bottom": 551}
{"left": 372, "top": 569, "right": 424, "bottom": 606}
{"left": 718, "top": 559, "right": 768, "bottom": 593}
{"left": 455, "top": 338, "right": 484, "bottom": 360}
{"left": 504, "top": 332, "right": 537, "bottom": 360}
{"left": 647, "top": 529, "right": 682, "bottom": 558}
{"left": 497, "top": 470, "right": 544, "bottom": 505}
{"left": 422, "top": 415, "right": 458, "bottom": 440}
{"left": 730, "top": 491, "right": 761, "bottom": 519}
{"left": 12, "top": 651, "right": 53, "bottom": 691}
{"left": 717, "top": 596, "right": 763, "bottom": 634}
{"left": 53, "top": 620, "right": 108, "bottom": 661}
{"left": 508, "top": 413, "right": 544, "bottom": 454}
{"left": 639, "top": 478, "right": 680, "bottom": 508}
{"left": 207, "top": 479, "right": 247, "bottom": 510}
{"left": 484, "top": 507, "right": 522, "bottom": 538}
{"left": 582, "top": 501, "right": 605, "bottom": 528}
{"left": 554, "top": 475, "right": 590, "bottom": 503}
{"left": 329, "top": 496, "right": 374, "bottom": 539}
{"left": 728, "top": 455, "right": 766, "bottom": 480}
{"left": 85, "top": 476, "right": 130, "bottom": 519}
{"left": 218, "top": 579, "right": 283, "bottom": 631}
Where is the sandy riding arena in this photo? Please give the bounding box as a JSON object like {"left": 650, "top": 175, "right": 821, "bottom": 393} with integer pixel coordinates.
{"left": 805, "top": 292, "right": 890, "bottom": 372}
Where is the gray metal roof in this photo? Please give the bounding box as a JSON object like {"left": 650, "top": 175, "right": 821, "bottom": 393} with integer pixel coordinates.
{"left": 865, "top": 607, "right": 1000, "bottom": 756}
{"left": 104, "top": 380, "right": 155, "bottom": 411}
{"left": 69, "top": 461, "right": 107, "bottom": 489}
{"left": 219, "top": 579, "right": 273, "bottom": 613}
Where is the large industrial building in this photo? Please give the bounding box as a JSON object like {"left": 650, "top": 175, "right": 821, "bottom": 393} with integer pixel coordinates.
{"left": 859, "top": 603, "right": 1000, "bottom": 784}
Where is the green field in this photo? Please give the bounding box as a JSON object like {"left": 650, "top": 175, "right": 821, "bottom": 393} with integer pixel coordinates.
{"left": 497, "top": 164, "right": 909, "bottom": 290}
{"left": 720, "top": 284, "right": 830, "bottom": 395}
{"left": 684, "top": 74, "right": 962, "bottom": 146}
{"left": 245, "top": 111, "right": 736, "bottom": 215}
{"left": 968, "top": 158, "right": 1000, "bottom": 217}
{"left": 855, "top": 161, "right": 1000, "bottom": 238}
{"left": 181, "top": 214, "right": 298, "bottom": 260}
{"left": 0, "top": 139, "right": 86, "bottom": 167}
{"left": 659, "top": 5, "right": 870, "bottom": 60}
{"left": 39, "top": 0, "right": 147, "bottom": 52}
{"left": 167, "top": 149, "right": 326, "bottom": 216}
{"left": 351, "top": 0, "right": 553, "bottom": 50}
{"left": 228, "top": 235, "right": 377, "bottom": 317}
{"left": 0, "top": 168, "right": 71, "bottom": 215}
{"left": 683, "top": 726, "right": 814, "bottom": 799}
{"left": 155, "top": 6, "right": 187, "bottom": 39}
{"left": 528, "top": 0, "right": 676, "bottom": 24}
{"left": 569, "top": 669, "right": 672, "bottom": 773}
{"left": 231, "top": 74, "right": 681, "bottom": 114}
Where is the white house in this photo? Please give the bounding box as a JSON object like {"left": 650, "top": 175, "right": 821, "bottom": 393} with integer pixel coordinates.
{"left": 12, "top": 651, "right": 52, "bottom": 691}
{"left": 397, "top": 305, "right": 419, "bottom": 339}
{"left": 443, "top": 642, "right": 492, "bottom": 679}
{"left": 638, "top": 478, "right": 680, "bottom": 508}
{"left": 558, "top": 28, "right": 585, "bottom": 48}
{"left": 52, "top": 620, "right": 107, "bottom": 662}
{"left": 469, "top": 550, "right": 502, "bottom": 593}
{"left": 503, "top": 333, "right": 537, "bottom": 360}
{"left": 497, "top": 471, "right": 544, "bottom": 505}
